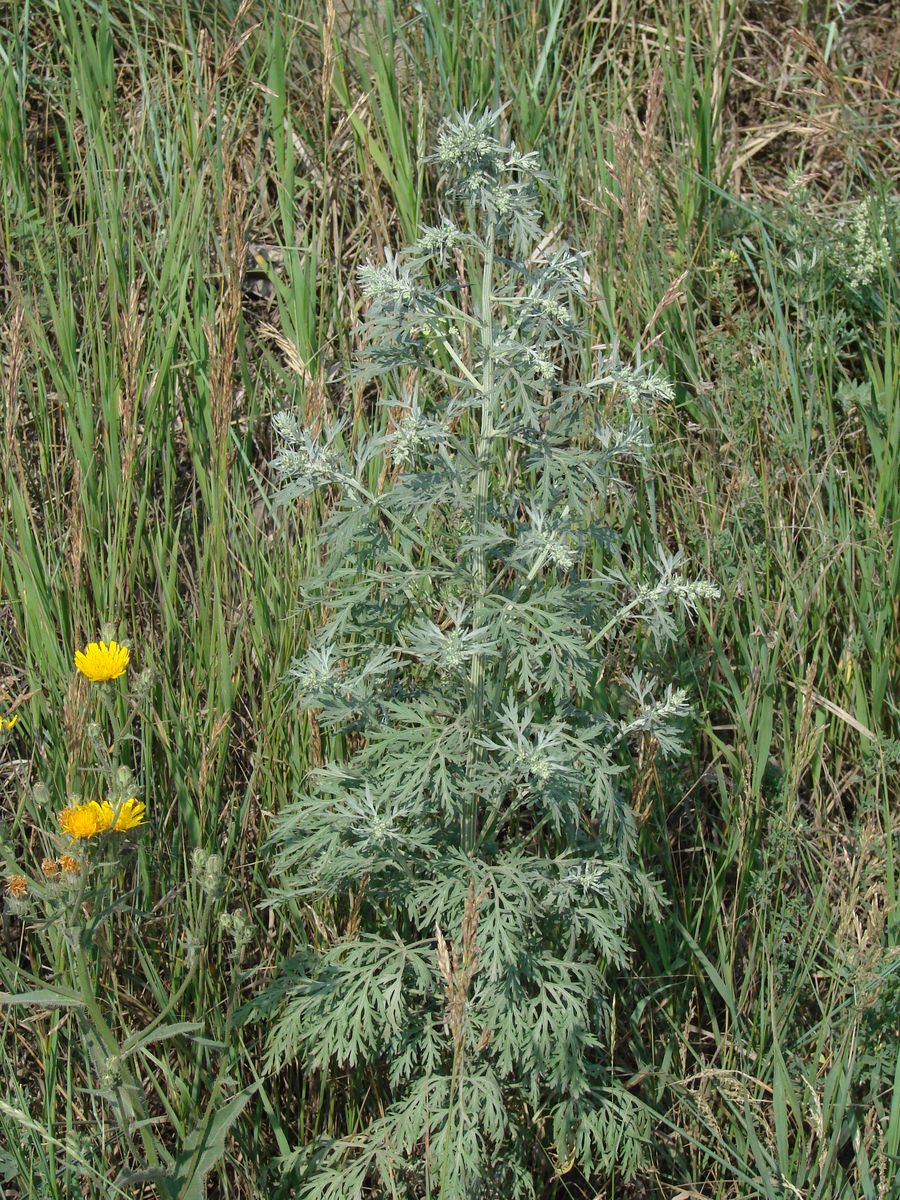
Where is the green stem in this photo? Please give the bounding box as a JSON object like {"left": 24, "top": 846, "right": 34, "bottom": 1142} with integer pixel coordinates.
{"left": 73, "top": 937, "right": 161, "bottom": 1172}
{"left": 439, "top": 1038, "right": 463, "bottom": 1198}
{"left": 586, "top": 593, "right": 643, "bottom": 650}
{"left": 465, "top": 221, "right": 496, "bottom": 853}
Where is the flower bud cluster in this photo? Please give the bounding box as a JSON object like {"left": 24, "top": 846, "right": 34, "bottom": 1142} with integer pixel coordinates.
{"left": 271, "top": 415, "right": 348, "bottom": 494}
{"left": 388, "top": 407, "right": 447, "bottom": 467}
{"left": 633, "top": 552, "right": 721, "bottom": 618}
{"left": 515, "top": 291, "right": 575, "bottom": 338}
{"left": 838, "top": 197, "right": 888, "bottom": 290}
{"left": 433, "top": 108, "right": 510, "bottom": 178}
{"left": 191, "top": 847, "right": 224, "bottom": 899}
{"left": 410, "top": 220, "right": 468, "bottom": 267}
{"left": 357, "top": 258, "right": 420, "bottom": 311}
{"left": 539, "top": 529, "right": 577, "bottom": 570}
{"left": 515, "top": 747, "right": 555, "bottom": 783}
{"left": 440, "top": 631, "right": 466, "bottom": 671}
{"left": 513, "top": 506, "right": 580, "bottom": 574}
{"left": 596, "top": 348, "right": 676, "bottom": 405}
{"left": 287, "top": 644, "right": 343, "bottom": 701}
{"left": 431, "top": 108, "right": 544, "bottom": 236}
{"left": 219, "top": 908, "right": 253, "bottom": 955}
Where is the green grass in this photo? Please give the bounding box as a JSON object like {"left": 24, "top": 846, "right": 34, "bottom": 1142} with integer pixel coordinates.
{"left": 0, "top": 0, "right": 898, "bottom": 1196}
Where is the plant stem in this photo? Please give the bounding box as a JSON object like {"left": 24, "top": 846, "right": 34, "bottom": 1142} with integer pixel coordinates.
{"left": 73, "top": 936, "right": 161, "bottom": 1172}
{"left": 439, "top": 1039, "right": 463, "bottom": 1198}
{"left": 465, "top": 220, "right": 496, "bottom": 853}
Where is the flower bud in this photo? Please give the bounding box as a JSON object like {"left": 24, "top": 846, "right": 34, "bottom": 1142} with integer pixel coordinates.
{"left": 85, "top": 721, "right": 108, "bottom": 760}
{"left": 131, "top": 667, "right": 154, "bottom": 703}
{"left": 5, "top": 873, "right": 26, "bottom": 896}
{"left": 100, "top": 1055, "right": 122, "bottom": 1088}
{"left": 219, "top": 908, "right": 252, "bottom": 954}
{"left": 191, "top": 848, "right": 224, "bottom": 898}
{"left": 184, "top": 931, "right": 205, "bottom": 969}
{"left": 115, "top": 765, "right": 136, "bottom": 793}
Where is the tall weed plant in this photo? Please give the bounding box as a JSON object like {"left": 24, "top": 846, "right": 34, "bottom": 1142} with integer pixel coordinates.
{"left": 256, "top": 109, "right": 717, "bottom": 1197}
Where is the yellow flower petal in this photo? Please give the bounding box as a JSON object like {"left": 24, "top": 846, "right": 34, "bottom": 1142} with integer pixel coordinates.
{"left": 93, "top": 801, "right": 114, "bottom": 832}
{"left": 58, "top": 797, "right": 146, "bottom": 839}
{"left": 105, "top": 798, "right": 147, "bottom": 832}
{"left": 74, "top": 641, "right": 131, "bottom": 682}
{"left": 58, "top": 800, "right": 109, "bottom": 840}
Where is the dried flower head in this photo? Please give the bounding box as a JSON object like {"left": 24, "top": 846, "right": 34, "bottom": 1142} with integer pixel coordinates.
{"left": 58, "top": 854, "right": 81, "bottom": 874}
{"left": 74, "top": 640, "right": 130, "bottom": 682}
{"left": 5, "top": 874, "right": 28, "bottom": 899}
{"left": 41, "top": 858, "right": 60, "bottom": 878}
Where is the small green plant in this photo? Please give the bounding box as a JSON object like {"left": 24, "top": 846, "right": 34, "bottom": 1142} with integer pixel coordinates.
{"left": 0, "top": 635, "right": 253, "bottom": 1199}
{"left": 258, "top": 108, "right": 718, "bottom": 1198}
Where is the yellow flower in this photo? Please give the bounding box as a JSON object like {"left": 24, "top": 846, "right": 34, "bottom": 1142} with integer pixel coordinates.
{"left": 5, "top": 874, "right": 28, "bottom": 899}
{"left": 100, "top": 798, "right": 146, "bottom": 832}
{"left": 58, "top": 796, "right": 146, "bottom": 839}
{"left": 58, "top": 854, "right": 81, "bottom": 874}
{"left": 74, "top": 641, "right": 130, "bottom": 682}
{"left": 58, "top": 800, "right": 110, "bottom": 840}
{"left": 0, "top": 714, "right": 18, "bottom": 731}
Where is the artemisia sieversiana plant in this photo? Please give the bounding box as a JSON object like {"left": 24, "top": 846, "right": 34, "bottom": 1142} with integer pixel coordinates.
{"left": 258, "top": 108, "right": 718, "bottom": 1198}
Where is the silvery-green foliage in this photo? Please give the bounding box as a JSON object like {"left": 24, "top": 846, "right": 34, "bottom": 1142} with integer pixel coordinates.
{"left": 256, "top": 108, "right": 717, "bottom": 1198}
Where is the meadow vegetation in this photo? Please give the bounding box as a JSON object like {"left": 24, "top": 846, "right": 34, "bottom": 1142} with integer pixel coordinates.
{"left": 0, "top": 1, "right": 898, "bottom": 1197}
